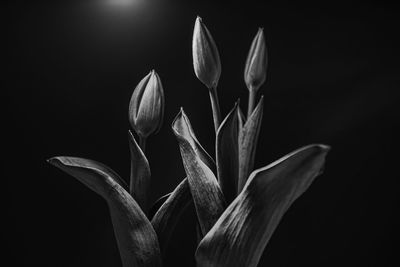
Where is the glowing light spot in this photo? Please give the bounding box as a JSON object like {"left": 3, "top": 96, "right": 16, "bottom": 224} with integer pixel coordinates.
{"left": 107, "top": 0, "right": 141, "bottom": 6}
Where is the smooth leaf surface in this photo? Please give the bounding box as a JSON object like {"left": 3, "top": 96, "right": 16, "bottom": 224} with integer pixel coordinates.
{"left": 148, "top": 192, "right": 172, "bottom": 221}
{"left": 48, "top": 157, "right": 162, "bottom": 267}
{"left": 196, "top": 144, "right": 330, "bottom": 267}
{"left": 216, "top": 102, "right": 240, "bottom": 203}
{"left": 151, "top": 178, "right": 193, "bottom": 258}
{"left": 238, "top": 96, "right": 264, "bottom": 192}
{"left": 173, "top": 109, "right": 226, "bottom": 236}
{"left": 129, "top": 130, "right": 151, "bottom": 213}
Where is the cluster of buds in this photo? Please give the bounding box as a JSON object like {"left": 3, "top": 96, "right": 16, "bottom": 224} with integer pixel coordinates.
{"left": 48, "top": 16, "right": 329, "bottom": 267}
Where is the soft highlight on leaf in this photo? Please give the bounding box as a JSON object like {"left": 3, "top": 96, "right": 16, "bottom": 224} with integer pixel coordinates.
{"left": 151, "top": 178, "right": 193, "bottom": 258}
{"left": 172, "top": 108, "right": 216, "bottom": 174}
{"left": 172, "top": 109, "right": 226, "bottom": 236}
{"left": 129, "top": 130, "right": 151, "bottom": 213}
{"left": 148, "top": 192, "right": 172, "bottom": 221}
{"left": 216, "top": 101, "right": 240, "bottom": 203}
{"left": 47, "top": 157, "right": 162, "bottom": 267}
{"left": 238, "top": 96, "right": 264, "bottom": 192}
{"left": 196, "top": 144, "right": 330, "bottom": 267}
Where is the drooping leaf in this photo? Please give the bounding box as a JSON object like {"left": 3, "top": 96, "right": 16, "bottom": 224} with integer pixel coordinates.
{"left": 148, "top": 192, "right": 172, "bottom": 220}
{"left": 172, "top": 108, "right": 216, "bottom": 174}
{"left": 47, "top": 157, "right": 162, "bottom": 267}
{"left": 238, "top": 96, "right": 264, "bottom": 192}
{"left": 172, "top": 109, "right": 226, "bottom": 236}
{"left": 196, "top": 144, "right": 330, "bottom": 267}
{"left": 128, "top": 130, "right": 151, "bottom": 213}
{"left": 216, "top": 102, "right": 240, "bottom": 203}
{"left": 151, "top": 178, "right": 193, "bottom": 258}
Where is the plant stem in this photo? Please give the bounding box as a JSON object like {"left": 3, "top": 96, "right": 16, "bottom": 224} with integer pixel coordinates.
{"left": 139, "top": 136, "right": 147, "bottom": 152}
{"left": 209, "top": 86, "right": 222, "bottom": 133}
{"left": 247, "top": 88, "right": 256, "bottom": 118}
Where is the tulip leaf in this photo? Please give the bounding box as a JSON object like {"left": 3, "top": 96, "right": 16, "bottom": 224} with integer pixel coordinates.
{"left": 148, "top": 192, "right": 172, "bottom": 220}
{"left": 128, "top": 130, "right": 151, "bottom": 213}
{"left": 237, "top": 104, "right": 245, "bottom": 128}
{"left": 238, "top": 96, "right": 264, "bottom": 192}
{"left": 47, "top": 157, "right": 162, "bottom": 267}
{"left": 172, "top": 108, "right": 216, "bottom": 174}
{"left": 151, "top": 178, "right": 193, "bottom": 258}
{"left": 196, "top": 144, "right": 330, "bottom": 267}
{"left": 172, "top": 109, "right": 226, "bottom": 236}
{"left": 216, "top": 102, "right": 240, "bottom": 203}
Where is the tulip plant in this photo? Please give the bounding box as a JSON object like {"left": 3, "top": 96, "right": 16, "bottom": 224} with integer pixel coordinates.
{"left": 48, "top": 16, "right": 330, "bottom": 267}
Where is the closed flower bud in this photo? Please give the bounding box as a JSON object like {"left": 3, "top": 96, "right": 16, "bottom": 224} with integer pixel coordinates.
{"left": 129, "top": 70, "right": 164, "bottom": 138}
{"left": 192, "top": 16, "right": 221, "bottom": 89}
{"left": 244, "top": 28, "right": 268, "bottom": 91}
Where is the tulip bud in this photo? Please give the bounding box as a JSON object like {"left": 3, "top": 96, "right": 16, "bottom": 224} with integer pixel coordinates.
{"left": 244, "top": 28, "right": 268, "bottom": 91}
{"left": 129, "top": 70, "right": 164, "bottom": 138}
{"left": 192, "top": 16, "right": 221, "bottom": 89}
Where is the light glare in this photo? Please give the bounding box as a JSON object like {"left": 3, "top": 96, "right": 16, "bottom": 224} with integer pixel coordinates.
{"left": 108, "top": 0, "right": 139, "bottom": 6}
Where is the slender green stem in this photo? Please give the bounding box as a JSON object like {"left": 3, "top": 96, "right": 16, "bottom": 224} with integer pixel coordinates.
{"left": 247, "top": 88, "right": 256, "bottom": 118}
{"left": 139, "top": 136, "right": 147, "bottom": 152}
{"left": 209, "top": 86, "right": 222, "bottom": 133}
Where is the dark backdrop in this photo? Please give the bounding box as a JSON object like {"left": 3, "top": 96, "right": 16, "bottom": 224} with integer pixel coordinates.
{"left": 4, "top": 0, "right": 400, "bottom": 266}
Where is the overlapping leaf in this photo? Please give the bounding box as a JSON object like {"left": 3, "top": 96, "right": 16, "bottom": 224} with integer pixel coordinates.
{"left": 172, "top": 109, "right": 226, "bottom": 236}
{"left": 172, "top": 108, "right": 216, "bottom": 174}
{"left": 238, "top": 96, "right": 264, "bottom": 192}
{"left": 196, "top": 144, "right": 330, "bottom": 267}
{"left": 151, "top": 178, "right": 192, "bottom": 257}
{"left": 216, "top": 102, "right": 240, "bottom": 203}
{"left": 148, "top": 192, "right": 172, "bottom": 220}
{"left": 47, "top": 157, "right": 162, "bottom": 267}
{"left": 128, "top": 130, "right": 151, "bottom": 213}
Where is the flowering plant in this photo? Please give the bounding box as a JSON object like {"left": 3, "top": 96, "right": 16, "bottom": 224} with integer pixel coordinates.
{"left": 48, "top": 17, "right": 329, "bottom": 267}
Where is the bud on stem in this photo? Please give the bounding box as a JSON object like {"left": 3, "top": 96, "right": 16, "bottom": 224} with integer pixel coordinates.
{"left": 244, "top": 28, "right": 267, "bottom": 117}
{"left": 129, "top": 70, "right": 165, "bottom": 140}
{"left": 192, "top": 16, "right": 221, "bottom": 89}
{"left": 192, "top": 16, "right": 222, "bottom": 132}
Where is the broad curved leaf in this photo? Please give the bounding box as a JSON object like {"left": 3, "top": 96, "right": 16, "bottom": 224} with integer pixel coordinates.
{"left": 47, "top": 157, "right": 162, "bottom": 267}
{"left": 216, "top": 101, "right": 240, "bottom": 203}
{"left": 148, "top": 192, "right": 172, "bottom": 220}
{"left": 172, "top": 108, "right": 216, "bottom": 174}
{"left": 238, "top": 97, "right": 264, "bottom": 192}
{"left": 196, "top": 144, "right": 330, "bottom": 267}
{"left": 128, "top": 130, "right": 151, "bottom": 213}
{"left": 151, "top": 178, "right": 193, "bottom": 258}
{"left": 172, "top": 109, "right": 226, "bottom": 236}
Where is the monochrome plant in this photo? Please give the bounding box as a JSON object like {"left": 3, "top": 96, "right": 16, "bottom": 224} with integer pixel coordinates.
{"left": 48, "top": 16, "right": 330, "bottom": 267}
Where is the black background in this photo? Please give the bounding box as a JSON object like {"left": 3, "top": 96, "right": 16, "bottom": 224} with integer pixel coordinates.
{"left": 4, "top": 0, "right": 400, "bottom": 266}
